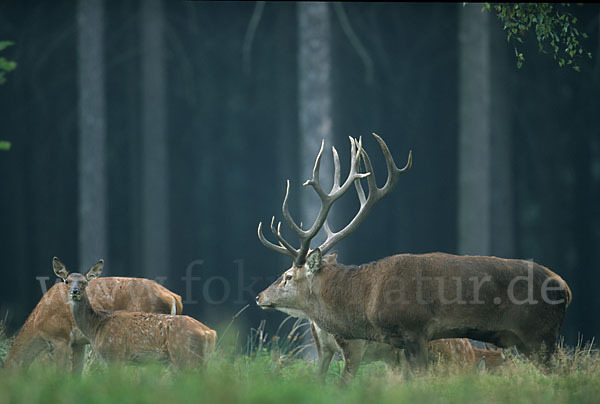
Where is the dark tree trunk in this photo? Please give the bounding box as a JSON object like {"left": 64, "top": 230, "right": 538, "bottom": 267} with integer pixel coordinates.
{"left": 490, "top": 14, "right": 515, "bottom": 258}
{"left": 78, "top": 0, "right": 107, "bottom": 268}
{"left": 141, "top": 0, "right": 169, "bottom": 280}
{"left": 298, "top": 2, "right": 334, "bottom": 247}
{"left": 457, "top": 3, "right": 491, "bottom": 256}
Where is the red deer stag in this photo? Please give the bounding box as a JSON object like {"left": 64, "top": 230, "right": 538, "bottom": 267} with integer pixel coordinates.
{"left": 6, "top": 269, "right": 183, "bottom": 373}
{"left": 256, "top": 133, "right": 571, "bottom": 379}
{"left": 52, "top": 258, "right": 216, "bottom": 369}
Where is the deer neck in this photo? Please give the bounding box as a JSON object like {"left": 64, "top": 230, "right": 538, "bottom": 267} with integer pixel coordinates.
{"left": 70, "top": 293, "right": 103, "bottom": 342}
{"left": 308, "top": 263, "right": 372, "bottom": 340}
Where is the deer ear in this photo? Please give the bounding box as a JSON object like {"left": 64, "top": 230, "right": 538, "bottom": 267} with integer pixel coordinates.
{"left": 53, "top": 257, "right": 69, "bottom": 280}
{"left": 323, "top": 251, "right": 338, "bottom": 264}
{"left": 305, "top": 249, "right": 322, "bottom": 273}
{"left": 85, "top": 259, "right": 104, "bottom": 280}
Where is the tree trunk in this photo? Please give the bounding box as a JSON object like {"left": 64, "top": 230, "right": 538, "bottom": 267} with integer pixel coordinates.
{"left": 490, "top": 18, "right": 515, "bottom": 258}
{"left": 140, "top": 0, "right": 169, "bottom": 280}
{"left": 457, "top": 3, "right": 491, "bottom": 256}
{"left": 298, "top": 2, "right": 334, "bottom": 246}
{"left": 78, "top": 0, "right": 107, "bottom": 268}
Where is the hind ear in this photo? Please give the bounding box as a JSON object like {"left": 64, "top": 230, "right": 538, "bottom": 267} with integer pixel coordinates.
{"left": 85, "top": 259, "right": 104, "bottom": 280}
{"left": 53, "top": 257, "right": 69, "bottom": 281}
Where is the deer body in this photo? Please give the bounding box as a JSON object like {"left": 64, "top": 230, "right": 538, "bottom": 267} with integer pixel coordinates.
{"left": 306, "top": 253, "right": 569, "bottom": 349}
{"left": 5, "top": 277, "right": 182, "bottom": 372}
{"left": 258, "top": 253, "right": 571, "bottom": 374}
{"left": 54, "top": 258, "right": 216, "bottom": 369}
{"left": 256, "top": 134, "right": 571, "bottom": 378}
{"left": 74, "top": 309, "right": 214, "bottom": 367}
{"left": 261, "top": 251, "right": 569, "bottom": 370}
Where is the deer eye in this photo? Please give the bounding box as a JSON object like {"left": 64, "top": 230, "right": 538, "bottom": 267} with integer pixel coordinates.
{"left": 285, "top": 274, "right": 293, "bottom": 281}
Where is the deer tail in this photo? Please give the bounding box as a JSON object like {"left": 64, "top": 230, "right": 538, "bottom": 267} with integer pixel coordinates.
{"left": 171, "top": 294, "right": 183, "bottom": 315}
{"left": 563, "top": 279, "right": 572, "bottom": 308}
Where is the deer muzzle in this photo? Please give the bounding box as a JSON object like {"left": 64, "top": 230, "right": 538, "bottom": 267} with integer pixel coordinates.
{"left": 70, "top": 288, "right": 82, "bottom": 301}
{"left": 256, "top": 293, "right": 274, "bottom": 309}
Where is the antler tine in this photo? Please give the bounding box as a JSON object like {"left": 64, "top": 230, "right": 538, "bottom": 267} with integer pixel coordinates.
{"left": 292, "top": 137, "right": 370, "bottom": 265}
{"left": 357, "top": 138, "right": 379, "bottom": 197}
{"left": 282, "top": 179, "right": 303, "bottom": 235}
{"left": 269, "top": 218, "right": 298, "bottom": 257}
{"left": 260, "top": 136, "right": 392, "bottom": 266}
{"left": 372, "top": 132, "right": 412, "bottom": 191}
{"left": 303, "top": 139, "right": 327, "bottom": 198}
{"left": 318, "top": 133, "right": 412, "bottom": 255}
{"left": 323, "top": 219, "right": 334, "bottom": 238}
{"left": 332, "top": 146, "right": 341, "bottom": 191}
{"left": 354, "top": 162, "right": 368, "bottom": 207}
{"left": 257, "top": 221, "right": 296, "bottom": 258}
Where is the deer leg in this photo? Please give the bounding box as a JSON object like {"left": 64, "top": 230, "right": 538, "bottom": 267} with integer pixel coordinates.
{"left": 5, "top": 335, "right": 48, "bottom": 369}
{"left": 340, "top": 350, "right": 362, "bottom": 384}
{"left": 71, "top": 343, "right": 87, "bottom": 374}
{"left": 403, "top": 337, "right": 428, "bottom": 374}
{"left": 310, "top": 322, "right": 335, "bottom": 382}
{"left": 317, "top": 348, "right": 335, "bottom": 382}
{"left": 52, "top": 340, "right": 70, "bottom": 369}
{"left": 519, "top": 332, "right": 558, "bottom": 369}
{"left": 336, "top": 338, "right": 367, "bottom": 384}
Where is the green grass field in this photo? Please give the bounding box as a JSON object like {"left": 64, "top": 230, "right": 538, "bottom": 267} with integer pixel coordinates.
{"left": 1, "top": 319, "right": 599, "bottom": 404}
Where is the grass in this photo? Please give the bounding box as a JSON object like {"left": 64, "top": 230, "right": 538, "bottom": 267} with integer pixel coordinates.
{"left": 1, "top": 317, "right": 599, "bottom": 404}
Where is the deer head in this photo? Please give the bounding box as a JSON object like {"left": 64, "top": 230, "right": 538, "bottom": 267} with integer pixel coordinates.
{"left": 256, "top": 133, "right": 411, "bottom": 314}
{"left": 53, "top": 257, "right": 103, "bottom": 302}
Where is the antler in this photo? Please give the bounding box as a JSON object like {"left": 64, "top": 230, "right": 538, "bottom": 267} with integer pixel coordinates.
{"left": 258, "top": 133, "right": 412, "bottom": 266}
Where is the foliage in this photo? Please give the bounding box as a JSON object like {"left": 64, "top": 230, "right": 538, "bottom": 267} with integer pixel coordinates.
{"left": 0, "top": 41, "right": 16, "bottom": 151}
{"left": 1, "top": 322, "right": 599, "bottom": 404}
{"left": 483, "top": 3, "right": 591, "bottom": 70}
{"left": 0, "top": 41, "right": 17, "bottom": 85}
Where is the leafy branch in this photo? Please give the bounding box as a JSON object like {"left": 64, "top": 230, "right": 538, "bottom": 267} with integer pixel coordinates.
{"left": 1, "top": 40, "right": 16, "bottom": 151}
{"left": 483, "top": 3, "right": 591, "bottom": 71}
{"left": 0, "top": 41, "right": 17, "bottom": 84}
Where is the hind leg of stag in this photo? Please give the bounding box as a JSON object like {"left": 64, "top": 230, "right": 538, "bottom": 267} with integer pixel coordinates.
{"left": 518, "top": 332, "right": 558, "bottom": 369}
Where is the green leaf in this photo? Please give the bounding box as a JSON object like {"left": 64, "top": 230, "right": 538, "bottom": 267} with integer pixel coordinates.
{"left": 0, "top": 41, "right": 14, "bottom": 51}
{"left": 0, "top": 58, "right": 17, "bottom": 72}
{"left": 0, "top": 141, "right": 11, "bottom": 151}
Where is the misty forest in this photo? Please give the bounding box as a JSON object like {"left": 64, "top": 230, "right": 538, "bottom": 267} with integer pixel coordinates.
{"left": 1, "top": 2, "right": 600, "bottom": 402}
